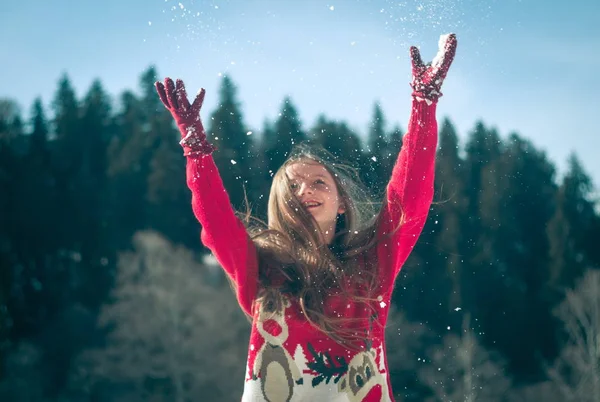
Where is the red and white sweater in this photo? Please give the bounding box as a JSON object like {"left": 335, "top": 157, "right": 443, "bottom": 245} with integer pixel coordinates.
{"left": 186, "top": 100, "right": 437, "bottom": 402}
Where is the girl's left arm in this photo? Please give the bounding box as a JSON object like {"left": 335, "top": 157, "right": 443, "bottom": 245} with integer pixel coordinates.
{"left": 377, "top": 34, "right": 457, "bottom": 287}
{"left": 155, "top": 77, "right": 258, "bottom": 315}
{"left": 377, "top": 100, "right": 437, "bottom": 285}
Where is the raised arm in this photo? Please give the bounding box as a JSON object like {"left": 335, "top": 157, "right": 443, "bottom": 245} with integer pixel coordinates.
{"left": 156, "top": 78, "right": 258, "bottom": 315}
{"left": 377, "top": 34, "right": 457, "bottom": 286}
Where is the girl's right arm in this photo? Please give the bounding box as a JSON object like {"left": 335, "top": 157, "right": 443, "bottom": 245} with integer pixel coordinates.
{"left": 156, "top": 78, "right": 258, "bottom": 316}
{"left": 186, "top": 154, "right": 258, "bottom": 316}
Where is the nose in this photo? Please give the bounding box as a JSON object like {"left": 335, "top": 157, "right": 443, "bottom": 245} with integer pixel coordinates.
{"left": 297, "top": 182, "right": 313, "bottom": 196}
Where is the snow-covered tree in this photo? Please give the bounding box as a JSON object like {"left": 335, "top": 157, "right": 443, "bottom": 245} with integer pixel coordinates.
{"left": 419, "top": 314, "right": 511, "bottom": 402}
{"left": 72, "top": 231, "right": 249, "bottom": 401}
{"left": 547, "top": 269, "right": 600, "bottom": 402}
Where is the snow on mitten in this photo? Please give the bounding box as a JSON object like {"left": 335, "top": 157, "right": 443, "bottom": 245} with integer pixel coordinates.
{"left": 410, "top": 33, "right": 458, "bottom": 105}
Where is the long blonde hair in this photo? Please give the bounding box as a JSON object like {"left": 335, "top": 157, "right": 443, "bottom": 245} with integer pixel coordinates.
{"left": 242, "top": 143, "right": 402, "bottom": 347}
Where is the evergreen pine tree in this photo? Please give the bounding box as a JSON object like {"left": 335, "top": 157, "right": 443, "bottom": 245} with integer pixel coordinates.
{"left": 364, "top": 103, "right": 388, "bottom": 195}
{"left": 0, "top": 99, "right": 23, "bottom": 378}
{"left": 265, "top": 97, "right": 306, "bottom": 174}
{"left": 106, "top": 66, "right": 171, "bottom": 248}
{"left": 477, "top": 133, "right": 557, "bottom": 379}
{"left": 51, "top": 74, "right": 81, "bottom": 250}
{"left": 19, "top": 98, "right": 55, "bottom": 254}
{"left": 547, "top": 154, "right": 599, "bottom": 289}
{"left": 76, "top": 80, "right": 115, "bottom": 307}
{"left": 432, "top": 119, "right": 467, "bottom": 314}
{"left": 52, "top": 74, "right": 81, "bottom": 175}
{"left": 208, "top": 76, "right": 254, "bottom": 211}
{"left": 383, "top": 124, "right": 404, "bottom": 178}
{"left": 30, "top": 99, "right": 50, "bottom": 163}
{"left": 106, "top": 89, "right": 149, "bottom": 250}
{"left": 400, "top": 118, "right": 466, "bottom": 332}
{"left": 310, "top": 116, "right": 363, "bottom": 172}
{"left": 142, "top": 67, "right": 193, "bottom": 247}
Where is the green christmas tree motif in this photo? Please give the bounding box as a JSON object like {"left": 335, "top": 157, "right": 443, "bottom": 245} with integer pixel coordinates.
{"left": 305, "top": 343, "right": 349, "bottom": 387}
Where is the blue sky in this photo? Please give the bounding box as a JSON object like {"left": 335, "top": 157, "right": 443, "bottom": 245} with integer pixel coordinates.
{"left": 2, "top": 0, "right": 599, "bottom": 186}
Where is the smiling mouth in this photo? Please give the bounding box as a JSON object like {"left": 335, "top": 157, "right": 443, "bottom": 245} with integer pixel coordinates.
{"left": 303, "top": 202, "right": 322, "bottom": 210}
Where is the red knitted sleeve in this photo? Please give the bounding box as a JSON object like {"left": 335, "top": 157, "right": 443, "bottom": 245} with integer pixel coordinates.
{"left": 377, "top": 100, "right": 438, "bottom": 289}
{"left": 186, "top": 154, "right": 258, "bottom": 316}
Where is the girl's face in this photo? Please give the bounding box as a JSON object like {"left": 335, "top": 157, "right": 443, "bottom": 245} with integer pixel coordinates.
{"left": 285, "top": 160, "right": 346, "bottom": 243}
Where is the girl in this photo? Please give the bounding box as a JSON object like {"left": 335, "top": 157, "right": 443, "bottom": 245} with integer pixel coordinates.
{"left": 156, "top": 33, "right": 457, "bottom": 402}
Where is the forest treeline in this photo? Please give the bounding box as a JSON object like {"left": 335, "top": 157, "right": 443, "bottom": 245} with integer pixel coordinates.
{"left": 0, "top": 66, "right": 599, "bottom": 401}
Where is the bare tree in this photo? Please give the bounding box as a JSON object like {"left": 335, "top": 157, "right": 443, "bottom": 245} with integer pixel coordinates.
{"left": 418, "top": 314, "right": 511, "bottom": 402}
{"left": 547, "top": 268, "right": 600, "bottom": 402}
{"left": 71, "top": 231, "right": 249, "bottom": 401}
